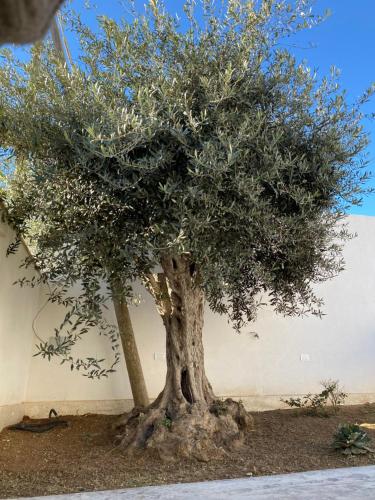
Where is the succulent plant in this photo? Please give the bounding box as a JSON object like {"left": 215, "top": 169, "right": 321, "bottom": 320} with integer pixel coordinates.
{"left": 333, "top": 424, "right": 374, "bottom": 455}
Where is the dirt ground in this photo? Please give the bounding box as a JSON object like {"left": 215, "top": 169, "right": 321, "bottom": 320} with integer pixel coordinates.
{"left": 1, "top": 403, "right": 375, "bottom": 498}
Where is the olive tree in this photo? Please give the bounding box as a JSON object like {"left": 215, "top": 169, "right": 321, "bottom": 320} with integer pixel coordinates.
{"left": 1, "top": 159, "right": 150, "bottom": 408}
{"left": 0, "top": 0, "right": 371, "bottom": 460}
{"left": 0, "top": 69, "right": 150, "bottom": 409}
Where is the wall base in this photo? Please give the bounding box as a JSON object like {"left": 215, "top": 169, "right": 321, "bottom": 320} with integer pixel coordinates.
{"left": 2, "top": 393, "right": 375, "bottom": 431}
{"left": 23, "top": 399, "right": 134, "bottom": 419}
{"left": 230, "top": 393, "right": 375, "bottom": 412}
{"left": 0, "top": 403, "right": 26, "bottom": 431}
{"left": 0, "top": 400, "right": 134, "bottom": 431}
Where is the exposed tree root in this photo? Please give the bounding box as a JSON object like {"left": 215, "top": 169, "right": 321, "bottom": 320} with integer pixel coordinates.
{"left": 115, "top": 398, "right": 254, "bottom": 462}
{"left": 114, "top": 254, "right": 254, "bottom": 461}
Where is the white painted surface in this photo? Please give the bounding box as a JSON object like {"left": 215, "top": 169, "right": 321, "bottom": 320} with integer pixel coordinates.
{"left": 1, "top": 212, "right": 375, "bottom": 429}
{"left": 0, "top": 221, "right": 40, "bottom": 429}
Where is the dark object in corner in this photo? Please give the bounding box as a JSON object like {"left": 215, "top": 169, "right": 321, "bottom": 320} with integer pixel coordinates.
{"left": 9, "top": 408, "right": 68, "bottom": 433}
{"left": 0, "top": 0, "right": 65, "bottom": 45}
{"left": 49, "top": 408, "right": 58, "bottom": 418}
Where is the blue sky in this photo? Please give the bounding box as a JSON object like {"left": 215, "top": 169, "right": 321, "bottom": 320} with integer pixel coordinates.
{"left": 289, "top": 0, "right": 375, "bottom": 215}
{"left": 8, "top": 0, "right": 375, "bottom": 214}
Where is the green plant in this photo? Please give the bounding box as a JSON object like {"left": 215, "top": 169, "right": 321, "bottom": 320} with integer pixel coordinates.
{"left": 210, "top": 399, "right": 229, "bottom": 417}
{"left": 321, "top": 380, "right": 347, "bottom": 413}
{"left": 281, "top": 380, "right": 347, "bottom": 416}
{"left": 160, "top": 417, "right": 172, "bottom": 429}
{"left": 333, "top": 424, "right": 374, "bottom": 455}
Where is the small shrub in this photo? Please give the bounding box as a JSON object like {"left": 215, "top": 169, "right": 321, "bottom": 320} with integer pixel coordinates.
{"left": 321, "top": 380, "right": 347, "bottom": 413}
{"left": 281, "top": 393, "right": 326, "bottom": 415}
{"left": 160, "top": 416, "right": 172, "bottom": 429}
{"left": 281, "top": 380, "right": 347, "bottom": 416}
{"left": 210, "top": 399, "right": 228, "bottom": 417}
{"left": 333, "top": 424, "right": 374, "bottom": 455}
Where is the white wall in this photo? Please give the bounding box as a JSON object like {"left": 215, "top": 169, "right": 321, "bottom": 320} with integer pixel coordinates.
{"left": 0, "top": 219, "right": 41, "bottom": 429}
{"left": 1, "top": 213, "right": 375, "bottom": 428}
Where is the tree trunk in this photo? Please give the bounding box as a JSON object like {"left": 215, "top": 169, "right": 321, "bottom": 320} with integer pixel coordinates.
{"left": 115, "top": 254, "right": 253, "bottom": 461}
{"left": 112, "top": 283, "right": 149, "bottom": 408}
{"left": 156, "top": 254, "right": 215, "bottom": 412}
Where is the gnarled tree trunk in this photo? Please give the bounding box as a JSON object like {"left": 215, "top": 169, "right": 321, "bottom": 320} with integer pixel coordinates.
{"left": 112, "top": 282, "right": 149, "bottom": 409}
{"left": 116, "top": 255, "right": 253, "bottom": 461}
{"left": 155, "top": 254, "right": 215, "bottom": 411}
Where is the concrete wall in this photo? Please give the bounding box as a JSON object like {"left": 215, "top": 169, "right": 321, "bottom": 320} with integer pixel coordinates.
{"left": 1, "top": 213, "right": 375, "bottom": 429}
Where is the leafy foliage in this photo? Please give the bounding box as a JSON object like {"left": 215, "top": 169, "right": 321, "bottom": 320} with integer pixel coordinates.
{"left": 281, "top": 380, "right": 347, "bottom": 415}
{"left": 0, "top": 152, "right": 12, "bottom": 199}
{"left": 333, "top": 423, "right": 374, "bottom": 455}
{"left": 160, "top": 416, "right": 172, "bottom": 429}
{"left": 210, "top": 399, "right": 229, "bottom": 417}
{"left": 0, "top": 1, "right": 372, "bottom": 373}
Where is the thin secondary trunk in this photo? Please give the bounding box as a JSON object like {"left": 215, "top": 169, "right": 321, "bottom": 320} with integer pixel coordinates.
{"left": 112, "top": 284, "right": 149, "bottom": 408}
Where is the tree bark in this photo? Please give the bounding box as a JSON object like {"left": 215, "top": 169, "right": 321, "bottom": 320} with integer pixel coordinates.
{"left": 112, "top": 283, "right": 149, "bottom": 408}
{"left": 115, "top": 254, "right": 253, "bottom": 461}
{"left": 156, "top": 254, "right": 215, "bottom": 412}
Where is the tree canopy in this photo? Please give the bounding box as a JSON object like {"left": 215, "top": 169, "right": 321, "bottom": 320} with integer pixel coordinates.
{"left": 1, "top": 0, "right": 371, "bottom": 332}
